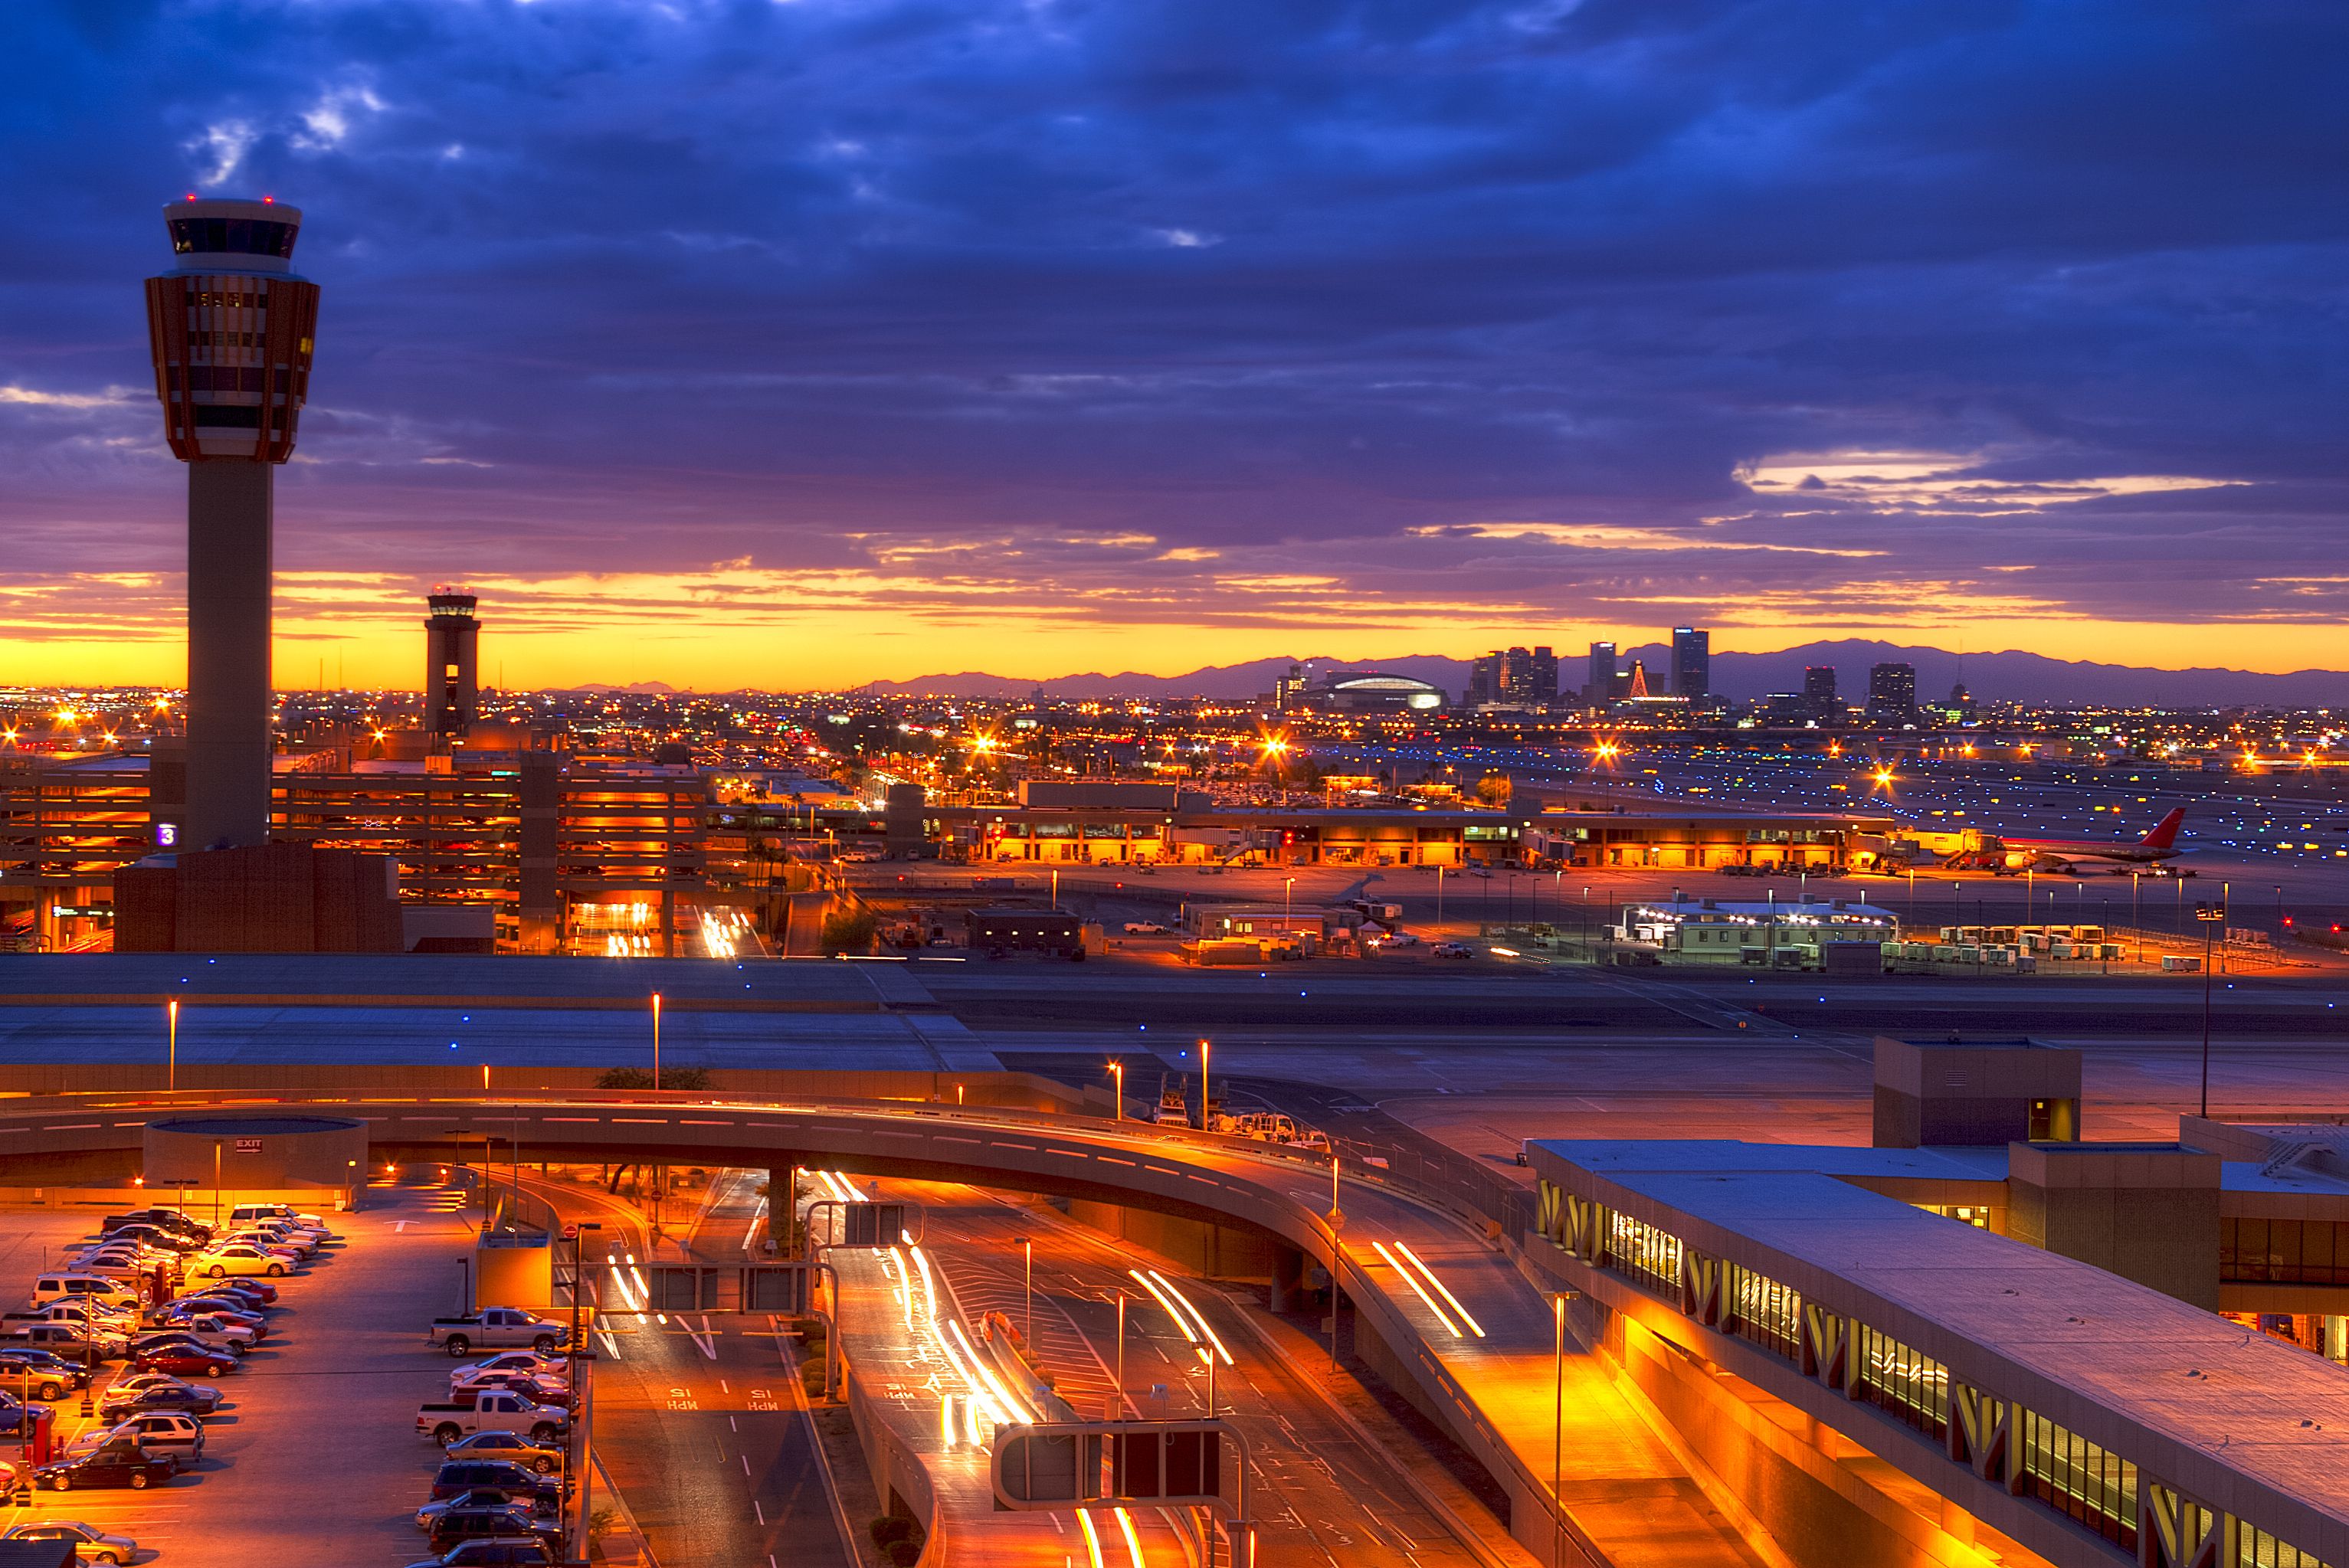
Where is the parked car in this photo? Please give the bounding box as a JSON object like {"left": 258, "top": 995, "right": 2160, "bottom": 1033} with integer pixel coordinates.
{"left": 29, "top": 1278, "right": 143, "bottom": 1312}
{"left": 182, "top": 1277, "right": 274, "bottom": 1308}
{"left": 427, "top": 1308, "right": 569, "bottom": 1358}
{"left": 0, "top": 1350, "right": 90, "bottom": 1399}
{"left": 188, "top": 1243, "right": 287, "bottom": 1278}
{"left": 129, "top": 1344, "right": 237, "bottom": 1379}
{"left": 131, "top": 1327, "right": 244, "bottom": 1362}
{"left": 149, "top": 1310, "right": 260, "bottom": 1348}
{"left": 417, "top": 1487, "right": 559, "bottom": 1531}
{"left": 441, "top": 1432, "right": 565, "bottom": 1475}
{"left": 34, "top": 1439, "right": 175, "bottom": 1491}
{"left": 103, "top": 1210, "right": 212, "bottom": 1244}
{"left": 455, "top": 1351, "right": 568, "bottom": 1383}
{"left": 162, "top": 1300, "right": 264, "bottom": 1334}
{"left": 61, "top": 1412, "right": 203, "bottom": 1470}
{"left": 99, "top": 1377, "right": 218, "bottom": 1419}
{"left": 425, "top": 1504, "right": 562, "bottom": 1553}
{"left": 418, "top": 1390, "right": 566, "bottom": 1445}
{"left": 0, "top": 1520, "right": 140, "bottom": 1564}
{"left": 429, "top": 1459, "right": 563, "bottom": 1505}
{"left": 93, "top": 1225, "right": 198, "bottom": 1255}
{"left": 1430, "top": 941, "right": 1473, "bottom": 958}
{"left": 227, "top": 1203, "right": 329, "bottom": 1237}
{"left": 404, "top": 1541, "right": 559, "bottom": 1568}
{"left": 1121, "top": 921, "right": 1168, "bottom": 935}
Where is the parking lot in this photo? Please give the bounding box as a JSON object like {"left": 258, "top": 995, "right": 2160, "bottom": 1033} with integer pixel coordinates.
{"left": 0, "top": 1181, "right": 496, "bottom": 1566}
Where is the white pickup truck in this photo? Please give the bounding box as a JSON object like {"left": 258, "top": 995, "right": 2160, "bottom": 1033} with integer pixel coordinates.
{"left": 415, "top": 1389, "right": 569, "bottom": 1446}
{"left": 425, "top": 1308, "right": 570, "bottom": 1358}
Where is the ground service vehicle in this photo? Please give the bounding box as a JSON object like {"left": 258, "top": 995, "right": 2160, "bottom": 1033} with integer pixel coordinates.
{"left": 966, "top": 908, "right": 1086, "bottom": 960}
{"left": 417, "top": 1390, "right": 568, "bottom": 1445}
{"left": 428, "top": 1309, "right": 568, "bottom": 1357}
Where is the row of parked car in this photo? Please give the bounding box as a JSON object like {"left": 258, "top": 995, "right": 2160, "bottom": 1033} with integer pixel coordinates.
{"left": 409, "top": 1336, "right": 580, "bottom": 1568}
{"left": 0, "top": 1202, "right": 342, "bottom": 1563}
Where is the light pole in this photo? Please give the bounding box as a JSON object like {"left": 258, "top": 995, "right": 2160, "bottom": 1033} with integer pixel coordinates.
{"left": 650, "top": 991, "right": 662, "bottom": 1090}
{"left": 1435, "top": 866, "right": 1444, "bottom": 927}
{"left": 1283, "top": 876, "right": 1295, "bottom": 935}
{"left": 1051, "top": 868, "right": 1060, "bottom": 910}
{"left": 1328, "top": 1154, "right": 1343, "bottom": 1371}
{"left": 2132, "top": 871, "right": 2142, "bottom": 964}
{"left": 1199, "top": 1038, "right": 1212, "bottom": 1134}
{"left": 1020, "top": 1236, "right": 1034, "bottom": 1347}
{"left": 212, "top": 1139, "right": 222, "bottom": 1229}
{"left": 2198, "top": 895, "right": 2227, "bottom": 1117}
{"left": 567, "top": 1219, "right": 602, "bottom": 1547}
{"left": 1109, "top": 1060, "right": 1124, "bottom": 1122}
{"left": 1115, "top": 1291, "right": 1128, "bottom": 1419}
{"left": 166, "top": 998, "right": 179, "bottom": 1092}
{"left": 1552, "top": 1291, "right": 1569, "bottom": 1568}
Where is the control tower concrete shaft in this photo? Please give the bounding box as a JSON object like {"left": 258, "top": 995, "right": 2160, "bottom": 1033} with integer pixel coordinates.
{"left": 143, "top": 198, "right": 320, "bottom": 849}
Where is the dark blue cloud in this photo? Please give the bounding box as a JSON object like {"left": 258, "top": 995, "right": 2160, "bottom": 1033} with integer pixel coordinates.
{"left": 2, "top": 0, "right": 2347, "bottom": 650}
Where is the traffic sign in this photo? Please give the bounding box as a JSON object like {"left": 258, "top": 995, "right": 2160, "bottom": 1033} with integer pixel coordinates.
{"left": 990, "top": 1419, "right": 1243, "bottom": 1516}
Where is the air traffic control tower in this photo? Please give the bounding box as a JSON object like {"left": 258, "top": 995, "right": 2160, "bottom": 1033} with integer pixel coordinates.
{"left": 143, "top": 197, "right": 321, "bottom": 850}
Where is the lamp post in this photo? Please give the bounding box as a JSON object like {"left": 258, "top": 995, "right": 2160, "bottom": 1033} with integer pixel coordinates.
{"left": 1552, "top": 1291, "right": 1574, "bottom": 1568}
{"left": 1328, "top": 1155, "right": 1343, "bottom": 1371}
{"left": 650, "top": 991, "right": 662, "bottom": 1090}
{"left": 1114, "top": 1291, "right": 1128, "bottom": 1419}
{"left": 2197, "top": 896, "right": 2228, "bottom": 1118}
{"left": 2132, "top": 871, "right": 2143, "bottom": 964}
{"left": 1435, "top": 866, "right": 1444, "bottom": 927}
{"left": 567, "top": 1218, "right": 602, "bottom": 1545}
{"left": 1283, "top": 876, "right": 1295, "bottom": 935}
{"left": 1109, "top": 1060, "right": 1124, "bottom": 1122}
{"left": 212, "top": 1139, "right": 222, "bottom": 1229}
{"left": 1020, "top": 1236, "right": 1034, "bottom": 1347}
{"left": 166, "top": 998, "right": 179, "bottom": 1092}
{"left": 1199, "top": 1039, "right": 1212, "bottom": 1134}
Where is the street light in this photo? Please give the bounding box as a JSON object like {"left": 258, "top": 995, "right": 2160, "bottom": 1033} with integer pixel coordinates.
{"left": 1283, "top": 876, "right": 1296, "bottom": 935}
{"left": 166, "top": 998, "right": 178, "bottom": 1092}
{"left": 2197, "top": 896, "right": 2229, "bottom": 1118}
{"left": 650, "top": 991, "right": 662, "bottom": 1090}
{"left": 1198, "top": 1039, "right": 1212, "bottom": 1134}
{"left": 1019, "top": 1236, "right": 1034, "bottom": 1347}
{"left": 1108, "top": 1060, "right": 1124, "bottom": 1123}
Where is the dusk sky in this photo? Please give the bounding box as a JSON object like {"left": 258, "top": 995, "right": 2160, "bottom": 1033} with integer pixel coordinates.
{"left": 5, "top": 1, "right": 2346, "bottom": 690}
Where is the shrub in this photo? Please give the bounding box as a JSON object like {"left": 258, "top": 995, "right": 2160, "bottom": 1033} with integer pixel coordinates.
{"left": 887, "top": 1540, "right": 921, "bottom": 1567}
{"left": 593, "top": 1065, "right": 711, "bottom": 1090}
{"left": 870, "top": 1517, "right": 914, "bottom": 1549}
{"left": 821, "top": 908, "right": 878, "bottom": 954}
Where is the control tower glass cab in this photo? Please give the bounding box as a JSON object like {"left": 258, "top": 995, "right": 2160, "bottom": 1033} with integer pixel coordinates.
{"left": 145, "top": 198, "right": 319, "bottom": 463}
{"left": 143, "top": 198, "right": 324, "bottom": 851}
{"left": 425, "top": 590, "right": 481, "bottom": 738}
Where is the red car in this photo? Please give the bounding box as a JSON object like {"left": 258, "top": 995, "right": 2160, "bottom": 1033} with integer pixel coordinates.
{"left": 132, "top": 1347, "right": 236, "bottom": 1378}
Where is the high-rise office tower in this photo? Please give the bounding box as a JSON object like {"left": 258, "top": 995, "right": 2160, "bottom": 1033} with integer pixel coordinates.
{"left": 1671, "top": 626, "right": 1710, "bottom": 699}
{"left": 425, "top": 590, "right": 481, "bottom": 737}
{"left": 1804, "top": 665, "right": 1838, "bottom": 716}
{"left": 1868, "top": 662, "right": 1918, "bottom": 719}
{"left": 144, "top": 197, "right": 321, "bottom": 849}
{"left": 1587, "top": 641, "right": 1617, "bottom": 702}
{"left": 1468, "top": 653, "right": 1499, "bottom": 706}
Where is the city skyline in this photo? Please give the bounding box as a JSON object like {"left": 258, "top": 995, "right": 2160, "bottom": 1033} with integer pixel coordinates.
{"left": 7, "top": 4, "right": 2348, "bottom": 689}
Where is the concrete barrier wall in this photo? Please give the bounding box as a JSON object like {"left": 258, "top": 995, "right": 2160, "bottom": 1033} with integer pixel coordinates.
{"left": 0, "top": 1063, "right": 1083, "bottom": 1111}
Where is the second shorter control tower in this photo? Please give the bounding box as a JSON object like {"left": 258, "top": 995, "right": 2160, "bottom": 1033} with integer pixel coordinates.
{"left": 424, "top": 589, "right": 480, "bottom": 737}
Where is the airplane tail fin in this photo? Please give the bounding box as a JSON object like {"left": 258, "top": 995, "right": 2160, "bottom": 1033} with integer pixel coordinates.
{"left": 2139, "top": 807, "right": 2186, "bottom": 849}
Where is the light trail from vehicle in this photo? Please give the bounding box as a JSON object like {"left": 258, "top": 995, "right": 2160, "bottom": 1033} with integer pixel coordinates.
{"left": 1142, "top": 1270, "right": 1230, "bottom": 1366}
{"left": 1370, "top": 1240, "right": 1460, "bottom": 1337}
{"left": 1391, "top": 1241, "right": 1485, "bottom": 1337}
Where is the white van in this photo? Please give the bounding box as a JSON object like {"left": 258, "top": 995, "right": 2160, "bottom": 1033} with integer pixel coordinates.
{"left": 31, "top": 1275, "right": 142, "bottom": 1309}
{"left": 229, "top": 1203, "right": 329, "bottom": 1237}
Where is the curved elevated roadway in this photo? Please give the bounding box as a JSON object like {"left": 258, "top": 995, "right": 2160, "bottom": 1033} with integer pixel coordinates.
{"left": 2, "top": 1088, "right": 1767, "bottom": 1568}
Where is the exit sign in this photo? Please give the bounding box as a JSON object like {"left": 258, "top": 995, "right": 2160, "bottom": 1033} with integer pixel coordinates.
{"left": 234, "top": 1138, "right": 262, "bottom": 1154}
